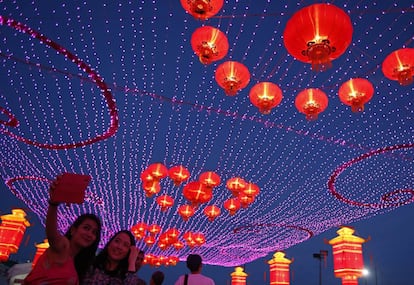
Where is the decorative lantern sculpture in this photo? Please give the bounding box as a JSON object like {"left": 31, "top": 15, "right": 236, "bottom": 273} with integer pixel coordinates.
{"left": 231, "top": 266, "right": 248, "bottom": 285}
{"left": 215, "top": 61, "right": 251, "bottom": 96}
{"left": 32, "top": 239, "right": 49, "bottom": 267}
{"left": 0, "top": 209, "right": 31, "bottom": 262}
{"left": 268, "top": 251, "right": 293, "bottom": 285}
{"left": 156, "top": 195, "right": 174, "bottom": 212}
{"left": 180, "top": 0, "right": 224, "bottom": 20}
{"left": 191, "top": 26, "right": 229, "bottom": 65}
{"left": 338, "top": 78, "right": 374, "bottom": 112}
{"left": 203, "top": 205, "right": 221, "bottom": 221}
{"left": 168, "top": 165, "right": 190, "bottom": 186}
{"left": 328, "top": 226, "right": 367, "bottom": 285}
{"left": 249, "top": 82, "right": 283, "bottom": 114}
{"left": 295, "top": 88, "right": 328, "bottom": 121}
{"left": 283, "top": 3, "right": 353, "bottom": 71}
{"left": 382, "top": 48, "right": 414, "bottom": 86}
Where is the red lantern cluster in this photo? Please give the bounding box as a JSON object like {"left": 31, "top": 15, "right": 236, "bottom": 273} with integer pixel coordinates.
{"left": 382, "top": 48, "right": 414, "bottom": 86}
{"left": 224, "top": 177, "right": 260, "bottom": 213}
{"left": 183, "top": 231, "right": 205, "bottom": 248}
{"left": 191, "top": 26, "right": 229, "bottom": 65}
{"left": 144, "top": 253, "right": 179, "bottom": 267}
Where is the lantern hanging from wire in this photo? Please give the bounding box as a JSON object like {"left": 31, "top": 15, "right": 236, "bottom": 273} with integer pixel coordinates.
{"left": 131, "top": 222, "right": 148, "bottom": 240}
{"left": 215, "top": 61, "right": 251, "bottom": 96}
{"left": 283, "top": 3, "right": 353, "bottom": 71}
{"left": 142, "top": 180, "right": 161, "bottom": 198}
{"left": 382, "top": 48, "right": 414, "bottom": 86}
{"left": 268, "top": 251, "right": 293, "bottom": 285}
{"left": 180, "top": 0, "right": 224, "bottom": 20}
{"left": 0, "top": 209, "right": 31, "bottom": 262}
{"left": 249, "top": 82, "right": 283, "bottom": 114}
{"left": 203, "top": 204, "right": 221, "bottom": 221}
{"left": 238, "top": 193, "right": 255, "bottom": 208}
{"left": 173, "top": 240, "right": 185, "bottom": 250}
{"left": 144, "top": 235, "right": 156, "bottom": 247}
{"left": 295, "top": 88, "right": 329, "bottom": 121}
{"left": 223, "top": 198, "right": 241, "bottom": 216}
{"left": 231, "top": 266, "right": 248, "bottom": 285}
{"left": 338, "top": 78, "right": 374, "bottom": 112}
{"left": 191, "top": 26, "right": 229, "bottom": 65}
{"left": 168, "top": 165, "right": 190, "bottom": 186}
{"left": 156, "top": 195, "right": 174, "bottom": 212}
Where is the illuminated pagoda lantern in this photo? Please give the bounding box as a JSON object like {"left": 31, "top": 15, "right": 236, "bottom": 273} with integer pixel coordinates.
{"left": 283, "top": 3, "right": 353, "bottom": 71}
{"left": 249, "top": 82, "right": 283, "bottom": 114}
{"left": 382, "top": 48, "right": 414, "bottom": 86}
{"left": 215, "top": 61, "right": 251, "bottom": 96}
{"left": 267, "top": 251, "right": 293, "bottom": 285}
{"left": 180, "top": 0, "right": 224, "bottom": 20}
{"left": 32, "top": 239, "right": 49, "bottom": 267}
{"left": 328, "top": 226, "right": 367, "bottom": 285}
{"left": 168, "top": 165, "right": 190, "bottom": 186}
{"left": 231, "top": 266, "right": 248, "bottom": 285}
{"left": 0, "top": 209, "right": 31, "bottom": 262}
{"left": 338, "top": 78, "right": 374, "bottom": 112}
{"left": 295, "top": 88, "right": 328, "bottom": 121}
{"left": 191, "top": 26, "right": 229, "bottom": 65}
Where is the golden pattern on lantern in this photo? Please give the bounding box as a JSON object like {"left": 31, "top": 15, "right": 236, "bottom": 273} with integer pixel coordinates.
{"left": 283, "top": 3, "right": 353, "bottom": 71}
{"left": 156, "top": 194, "right": 174, "bottom": 212}
{"left": 268, "top": 251, "right": 293, "bottom": 285}
{"left": 203, "top": 204, "right": 221, "bottom": 221}
{"left": 295, "top": 88, "right": 328, "bottom": 121}
{"left": 180, "top": 0, "right": 224, "bottom": 20}
{"left": 168, "top": 165, "right": 190, "bottom": 186}
{"left": 249, "top": 82, "right": 283, "bottom": 114}
{"left": 338, "top": 78, "right": 374, "bottom": 112}
{"left": 215, "top": 61, "right": 251, "bottom": 96}
{"left": 231, "top": 266, "right": 248, "bottom": 285}
{"left": 382, "top": 48, "right": 414, "bottom": 86}
{"left": 183, "top": 181, "right": 212, "bottom": 207}
{"left": 32, "top": 239, "right": 49, "bottom": 267}
{"left": 191, "top": 26, "right": 229, "bottom": 65}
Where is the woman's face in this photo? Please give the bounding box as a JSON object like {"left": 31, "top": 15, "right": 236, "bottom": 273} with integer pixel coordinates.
{"left": 71, "top": 218, "right": 99, "bottom": 248}
{"left": 107, "top": 232, "right": 132, "bottom": 262}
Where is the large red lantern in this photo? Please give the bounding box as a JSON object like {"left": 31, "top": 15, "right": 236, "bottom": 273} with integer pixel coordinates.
{"left": 168, "top": 165, "right": 190, "bottom": 186}
{"left": 338, "top": 78, "right": 374, "bottom": 112}
{"left": 231, "top": 266, "right": 248, "bottom": 285}
{"left": 0, "top": 209, "right": 30, "bottom": 262}
{"left": 142, "top": 180, "right": 161, "bottom": 198}
{"left": 156, "top": 194, "right": 174, "bottom": 212}
{"left": 203, "top": 204, "right": 221, "bottom": 221}
{"left": 215, "top": 61, "right": 251, "bottom": 96}
{"left": 249, "top": 82, "right": 283, "bottom": 114}
{"left": 328, "top": 226, "right": 367, "bottom": 285}
{"left": 180, "top": 0, "right": 224, "bottom": 20}
{"left": 268, "top": 251, "right": 293, "bottom": 285}
{"left": 191, "top": 26, "right": 229, "bottom": 65}
{"left": 382, "top": 48, "right": 414, "bottom": 86}
{"left": 144, "top": 235, "right": 156, "bottom": 247}
{"left": 295, "top": 88, "right": 329, "bottom": 121}
{"left": 183, "top": 181, "right": 212, "bottom": 206}
{"left": 283, "top": 4, "right": 353, "bottom": 71}
{"left": 32, "top": 239, "right": 49, "bottom": 267}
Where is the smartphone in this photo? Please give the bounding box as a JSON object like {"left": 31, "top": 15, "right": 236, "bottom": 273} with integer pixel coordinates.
{"left": 52, "top": 173, "right": 91, "bottom": 204}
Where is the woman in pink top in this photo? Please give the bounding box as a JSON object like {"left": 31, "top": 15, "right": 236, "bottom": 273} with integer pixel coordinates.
{"left": 24, "top": 176, "right": 102, "bottom": 284}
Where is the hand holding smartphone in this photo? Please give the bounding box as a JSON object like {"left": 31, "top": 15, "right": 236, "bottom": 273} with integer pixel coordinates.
{"left": 50, "top": 173, "right": 91, "bottom": 204}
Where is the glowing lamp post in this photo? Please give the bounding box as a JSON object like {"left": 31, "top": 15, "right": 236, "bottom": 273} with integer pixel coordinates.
{"left": 32, "top": 239, "right": 49, "bottom": 267}
{"left": 328, "top": 226, "right": 367, "bottom": 285}
{"left": 0, "top": 209, "right": 31, "bottom": 262}
{"left": 267, "top": 251, "right": 293, "bottom": 285}
{"left": 231, "top": 266, "right": 248, "bottom": 285}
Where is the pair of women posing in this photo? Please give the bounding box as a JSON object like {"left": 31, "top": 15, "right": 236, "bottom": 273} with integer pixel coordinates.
{"left": 24, "top": 176, "right": 143, "bottom": 285}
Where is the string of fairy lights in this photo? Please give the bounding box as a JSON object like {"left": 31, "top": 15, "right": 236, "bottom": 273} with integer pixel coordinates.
{"left": 0, "top": 0, "right": 413, "bottom": 267}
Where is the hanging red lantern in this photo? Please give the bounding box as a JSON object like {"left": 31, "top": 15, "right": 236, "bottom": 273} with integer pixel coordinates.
{"left": 382, "top": 48, "right": 414, "bottom": 86}
{"left": 215, "top": 61, "right": 251, "bottom": 96}
{"left": 142, "top": 180, "right": 161, "bottom": 198}
{"left": 0, "top": 209, "right": 30, "bottom": 262}
{"left": 226, "top": 177, "right": 247, "bottom": 197}
{"left": 183, "top": 181, "right": 212, "bottom": 206}
{"left": 131, "top": 222, "right": 148, "bottom": 239}
{"left": 178, "top": 205, "right": 195, "bottom": 221}
{"left": 156, "top": 194, "right": 174, "bottom": 212}
{"left": 191, "top": 26, "right": 229, "bottom": 65}
{"left": 203, "top": 205, "right": 221, "bottom": 221}
{"left": 267, "top": 251, "right": 293, "bottom": 285}
{"left": 168, "top": 165, "right": 190, "bottom": 186}
{"left": 148, "top": 224, "right": 161, "bottom": 235}
{"left": 140, "top": 169, "right": 155, "bottom": 184}
{"left": 328, "top": 226, "right": 367, "bottom": 285}
{"left": 32, "top": 239, "right": 49, "bottom": 267}
{"left": 231, "top": 266, "right": 248, "bottom": 285}
{"left": 338, "top": 78, "right": 374, "bottom": 112}
{"left": 283, "top": 3, "right": 353, "bottom": 71}
{"left": 166, "top": 228, "right": 180, "bottom": 241}
{"left": 295, "top": 88, "right": 328, "bottom": 121}
{"left": 147, "top": 163, "right": 168, "bottom": 180}
{"left": 199, "top": 171, "right": 221, "bottom": 189}
{"left": 242, "top": 182, "right": 260, "bottom": 198}
{"left": 193, "top": 232, "right": 206, "bottom": 246}
{"left": 180, "top": 0, "right": 224, "bottom": 20}
{"left": 144, "top": 235, "right": 156, "bottom": 247}
{"left": 238, "top": 193, "right": 255, "bottom": 208}
{"left": 173, "top": 240, "right": 185, "bottom": 250}
{"left": 223, "top": 198, "right": 241, "bottom": 216}
{"left": 249, "top": 82, "right": 283, "bottom": 114}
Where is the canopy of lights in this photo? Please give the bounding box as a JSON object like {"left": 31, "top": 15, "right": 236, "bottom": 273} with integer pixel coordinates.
{"left": 0, "top": 1, "right": 413, "bottom": 267}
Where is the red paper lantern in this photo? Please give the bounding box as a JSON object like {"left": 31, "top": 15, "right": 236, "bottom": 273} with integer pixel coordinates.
{"left": 328, "top": 226, "right": 367, "bottom": 285}
{"left": 178, "top": 205, "right": 195, "bottom": 221}
{"left": 295, "top": 88, "right": 328, "bottom": 121}
{"left": 267, "top": 251, "right": 293, "bottom": 285}
{"left": 199, "top": 171, "right": 221, "bottom": 188}
{"left": 131, "top": 222, "right": 148, "bottom": 239}
{"left": 173, "top": 240, "right": 185, "bottom": 250}
{"left": 180, "top": 0, "right": 224, "bottom": 20}
{"left": 283, "top": 3, "right": 353, "bottom": 71}
{"left": 165, "top": 228, "right": 180, "bottom": 241}
{"left": 147, "top": 163, "right": 168, "bottom": 180}
{"left": 168, "top": 165, "right": 190, "bottom": 186}
{"left": 148, "top": 224, "right": 161, "bottom": 235}
{"left": 238, "top": 193, "right": 255, "bottom": 208}
{"left": 0, "top": 209, "right": 30, "bottom": 262}
{"left": 32, "top": 239, "right": 49, "bottom": 267}
{"left": 144, "top": 235, "right": 156, "bottom": 247}
{"left": 156, "top": 194, "right": 174, "bottom": 212}
{"left": 183, "top": 181, "right": 212, "bottom": 206}
{"left": 193, "top": 232, "right": 206, "bottom": 246}
{"left": 223, "top": 198, "right": 241, "bottom": 215}
{"left": 338, "top": 78, "right": 374, "bottom": 112}
{"left": 226, "top": 177, "right": 247, "bottom": 197}
{"left": 231, "top": 266, "right": 248, "bottom": 285}
{"left": 203, "top": 205, "right": 221, "bottom": 221}
{"left": 242, "top": 182, "right": 260, "bottom": 198}
{"left": 191, "top": 26, "right": 229, "bottom": 65}
{"left": 215, "top": 61, "right": 251, "bottom": 96}
{"left": 249, "top": 82, "right": 283, "bottom": 114}
{"left": 382, "top": 48, "right": 414, "bottom": 86}
{"left": 142, "top": 180, "right": 161, "bottom": 198}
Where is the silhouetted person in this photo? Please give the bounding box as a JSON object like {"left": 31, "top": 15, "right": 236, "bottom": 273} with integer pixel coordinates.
{"left": 150, "top": 271, "right": 164, "bottom": 285}
{"left": 173, "top": 254, "right": 215, "bottom": 285}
